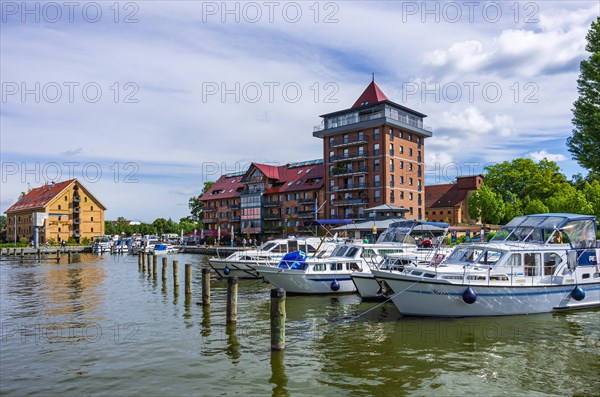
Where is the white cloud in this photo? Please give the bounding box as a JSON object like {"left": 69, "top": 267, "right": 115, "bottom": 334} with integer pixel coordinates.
{"left": 529, "top": 150, "right": 567, "bottom": 162}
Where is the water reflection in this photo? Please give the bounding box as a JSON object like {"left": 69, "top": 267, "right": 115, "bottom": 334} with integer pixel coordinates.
{"left": 269, "top": 351, "right": 289, "bottom": 397}
{"left": 226, "top": 324, "right": 241, "bottom": 362}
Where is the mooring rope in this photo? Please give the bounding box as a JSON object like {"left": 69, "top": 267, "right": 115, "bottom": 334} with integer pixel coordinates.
{"left": 288, "top": 275, "right": 425, "bottom": 346}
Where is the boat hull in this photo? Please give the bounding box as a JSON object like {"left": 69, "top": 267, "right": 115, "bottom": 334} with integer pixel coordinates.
{"left": 351, "top": 272, "right": 387, "bottom": 300}
{"left": 372, "top": 270, "right": 600, "bottom": 317}
{"left": 255, "top": 266, "right": 356, "bottom": 294}
{"left": 209, "top": 258, "right": 266, "bottom": 279}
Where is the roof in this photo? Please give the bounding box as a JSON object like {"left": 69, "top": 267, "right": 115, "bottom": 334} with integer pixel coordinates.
{"left": 365, "top": 204, "right": 408, "bottom": 213}
{"left": 351, "top": 80, "right": 388, "bottom": 109}
{"left": 199, "top": 160, "right": 325, "bottom": 201}
{"left": 6, "top": 179, "right": 108, "bottom": 214}
{"left": 199, "top": 174, "right": 245, "bottom": 201}
{"left": 332, "top": 217, "right": 407, "bottom": 232}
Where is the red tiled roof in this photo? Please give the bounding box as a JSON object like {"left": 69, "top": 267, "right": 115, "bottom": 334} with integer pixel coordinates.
{"left": 424, "top": 183, "right": 453, "bottom": 208}
{"left": 351, "top": 80, "right": 389, "bottom": 109}
{"left": 199, "top": 162, "right": 324, "bottom": 202}
{"left": 6, "top": 179, "right": 76, "bottom": 213}
{"left": 430, "top": 188, "right": 470, "bottom": 208}
{"left": 200, "top": 174, "right": 245, "bottom": 201}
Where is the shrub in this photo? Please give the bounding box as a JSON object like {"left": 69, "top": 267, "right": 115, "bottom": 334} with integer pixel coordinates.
{"left": 81, "top": 237, "right": 91, "bottom": 245}
{"left": 18, "top": 237, "right": 29, "bottom": 245}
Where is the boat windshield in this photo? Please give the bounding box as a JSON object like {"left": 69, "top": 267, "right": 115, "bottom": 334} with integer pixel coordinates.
{"left": 331, "top": 245, "right": 351, "bottom": 257}
{"left": 562, "top": 219, "right": 597, "bottom": 248}
{"left": 491, "top": 215, "right": 573, "bottom": 244}
{"left": 446, "top": 247, "right": 505, "bottom": 265}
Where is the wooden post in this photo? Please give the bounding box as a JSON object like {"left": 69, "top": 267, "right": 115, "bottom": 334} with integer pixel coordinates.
{"left": 141, "top": 251, "right": 146, "bottom": 267}
{"left": 146, "top": 254, "right": 152, "bottom": 274}
{"left": 226, "top": 276, "right": 238, "bottom": 324}
{"left": 202, "top": 268, "right": 211, "bottom": 306}
{"left": 173, "top": 260, "right": 179, "bottom": 288}
{"left": 270, "top": 288, "right": 286, "bottom": 351}
{"left": 138, "top": 253, "right": 143, "bottom": 270}
{"left": 162, "top": 257, "right": 167, "bottom": 282}
{"left": 37, "top": 249, "right": 41, "bottom": 260}
{"left": 20, "top": 249, "right": 24, "bottom": 261}
{"left": 68, "top": 251, "right": 72, "bottom": 264}
{"left": 185, "top": 264, "right": 192, "bottom": 295}
{"left": 152, "top": 255, "right": 158, "bottom": 279}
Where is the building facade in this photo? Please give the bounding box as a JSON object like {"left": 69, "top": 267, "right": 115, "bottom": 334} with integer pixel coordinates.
{"left": 200, "top": 160, "right": 325, "bottom": 239}
{"left": 5, "top": 179, "right": 106, "bottom": 244}
{"left": 313, "top": 80, "right": 432, "bottom": 221}
{"left": 424, "top": 175, "right": 483, "bottom": 224}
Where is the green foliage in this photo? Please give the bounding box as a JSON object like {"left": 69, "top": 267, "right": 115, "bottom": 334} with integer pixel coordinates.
{"left": 81, "top": 237, "right": 91, "bottom": 245}
{"left": 67, "top": 237, "right": 77, "bottom": 244}
{"left": 523, "top": 199, "right": 549, "bottom": 215}
{"left": 47, "top": 238, "right": 57, "bottom": 246}
{"left": 0, "top": 215, "right": 6, "bottom": 230}
{"left": 468, "top": 184, "right": 505, "bottom": 224}
{"left": 18, "top": 237, "right": 29, "bottom": 245}
{"left": 568, "top": 17, "right": 600, "bottom": 175}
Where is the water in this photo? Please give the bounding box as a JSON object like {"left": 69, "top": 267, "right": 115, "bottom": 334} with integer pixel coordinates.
{"left": 1, "top": 254, "right": 599, "bottom": 396}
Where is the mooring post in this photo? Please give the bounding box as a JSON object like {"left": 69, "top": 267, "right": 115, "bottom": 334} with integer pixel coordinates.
{"left": 226, "top": 276, "right": 238, "bottom": 324}
{"left": 162, "top": 257, "right": 167, "bottom": 282}
{"left": 68, "top": 251, "right": 72, "bottom": 264}
{"left": 185, "top": 264, "right": 192, "bottom": 295}
{"left": 37, "top": 249, "right": 41, "bottom": 260}
{"left": 153, "top": 255, "right": 158, "bottom": 279}
{"left": 173, "top": 260, "right": 179, "bottom": 288}
{"left": 20, "top": 249, "right": 24, "bottom": 262}
{"left": 138, "top": 253, "right": 143, "bottom": 270}
{"left": 146, "top": 254, "right": 152, "bottom": 274}
{"left": 141, "top": 251, "right": 146, "bottom": 267}
{"left": 202, "top": 268, "right": 211, "bottom": 306}
{"left": 270, "top": 288, "right": 286, "bottom": 351}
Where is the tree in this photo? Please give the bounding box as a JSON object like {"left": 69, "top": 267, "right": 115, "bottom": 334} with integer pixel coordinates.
{"left": 468, "top": 184, "right": 505, "bottom": 225}
{"left": 567, "top": 17, "right": 600, "bottom": 175}
{"left": 582, "top": 180, "right": 600, "bottom": 217}
{"left": 190, "top": 181, "right": 215, "bottom": 222}
{"left": 523, "top": 199, "right": 549, "bottom": 215}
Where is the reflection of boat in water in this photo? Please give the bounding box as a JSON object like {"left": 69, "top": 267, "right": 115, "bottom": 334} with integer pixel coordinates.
{"left": 254, "top": 242, "right": 411, "bottom": 294}
{"left": 373, "top": 213, "right": 600, "bottom": 316}
{"left": 209, "top": 237, "right": 337, "bottom": 279}
{"left": 351, "top": 220, "right": 452, "bottom": 300}
{"left": 92, "top": 236, "right": 112, "bottom": 253}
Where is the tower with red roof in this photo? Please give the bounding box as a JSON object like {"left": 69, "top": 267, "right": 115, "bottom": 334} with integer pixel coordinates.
{"left": 313, "top": 79, "right": 432, "bottom": 221}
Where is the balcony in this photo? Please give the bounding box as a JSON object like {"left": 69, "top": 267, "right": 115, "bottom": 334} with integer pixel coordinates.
{"left": 203, "top": 218, "right": 218, "bottom": 224}
{"left": 263, "top": 201, "right": 281, "bottom": 207}
{"left": 330, "top": 136, "right": 368, "bottom": 148}
{"left": 73, "top": 207, "right": 80, "bottom": 214}
{"left": 263, "top": 227, "right": 281, "bottom": 234}
{"left": 331, "top": 199, "right": 369, "bottom": 207}
{"left": 74, "top": 230, "right": 81, "bottom": 237}
{"left": 264, "top": 214, "right": 281, "bottom": 221}
{"left": 203, "top": 207, "right": 217, "bottom": 212}
{"left": 298, "top": 211, "right": 315, "bottom": 219}
{"left": 329, "top": 182, "right": 368, "bottom": 192}
{"left": 314, "top": 104, "right": 432, "bottom": 133}
{"left": 298, "top": 198, "right": 315, "bottom": 205}
{"left": 331, "top": 165, "right": 368, "bottom": 176}
{"left": 331, "top": 151, "right": 369, "bottom": 162}
{"left": 230, "top": 216, "right": 241, "bottom": 222}
{"left": 73, "top": 219, "right": 80, "bottom": 225}
{"left": 229, "top": 204, "right": 240, "bottom": 210}
{"left": 73, "top": 195, "right": 80, "bottom": 203}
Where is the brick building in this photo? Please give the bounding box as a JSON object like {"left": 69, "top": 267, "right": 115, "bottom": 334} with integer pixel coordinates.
{"left": 5, "top": 179, "right": 106, "bottom": 244}
{"left": 200, "top": 160, "right": 325, "bottom": 238}
{"left": 424, "top": 175, "right": 483, "bottom": 224}
{"left": 313, "top": 79, "right": 432, "bottom": 221}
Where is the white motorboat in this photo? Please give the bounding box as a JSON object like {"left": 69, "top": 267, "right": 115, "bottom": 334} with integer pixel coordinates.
{"left": 208, "top": 237, "right": 337, "bottom": 278}
{"left": 253, "top": 242, "right": 411, "bottom": 294}
{"left": 372, "top": 213, "right": 600, "bottom": 317}
{"left": 351, "top": 220, "right": 452, "bottom": 300}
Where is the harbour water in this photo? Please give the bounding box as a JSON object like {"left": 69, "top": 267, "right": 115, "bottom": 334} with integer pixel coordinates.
{"left": 1, "top": 253, "right": 599, "bottom": 396}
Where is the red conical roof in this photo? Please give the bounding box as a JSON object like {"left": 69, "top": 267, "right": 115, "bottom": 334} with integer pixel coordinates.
{"left": 351, "top": 80, "right": 388, "bottom": 109}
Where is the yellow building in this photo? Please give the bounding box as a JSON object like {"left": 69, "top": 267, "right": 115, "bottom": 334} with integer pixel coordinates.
{"left": 5, "top": 179, "right": 106, "bottom": 244}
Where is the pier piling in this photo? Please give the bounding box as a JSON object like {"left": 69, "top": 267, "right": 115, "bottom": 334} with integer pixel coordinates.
{"left": 68, "top": 251, "right": 72, "bottom": 263}
{"left": 173, "top": 260, "right": 179, "bottom": 288}
{"left": 185, "top": 264, "right": 192, "bottom": 295}
{"left": 226, "top": 276, "right": 238, "bottom": 324}
{"left": 138, "top": 254, "right": 142, "bottom": 270}
{"left": 202, "top": 268, "right": 211, "bottom": 306}
{"left": 270, "top": 288, "right": 286, "bottom": 351}
{"left": 152, "top": 256, "right": 158, "bottom": 279}
{"left": 146, "top": 254, "right": 152, "bottom": 274}
{"left": 162, "top": 257, "right": 167, "bottom": 283}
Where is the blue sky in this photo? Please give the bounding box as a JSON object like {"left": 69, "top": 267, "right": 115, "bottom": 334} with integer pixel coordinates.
{"left": 1, "top": 1, "right": 598, "bottom": 221}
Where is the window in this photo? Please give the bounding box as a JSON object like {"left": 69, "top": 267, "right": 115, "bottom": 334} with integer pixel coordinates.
{"left": 343, "top": 134, "right": 349, "bottom": 144}
{"left": 409, "top": 178, "right": 413, "bottom": 186}
{"left": 64, "top": 196, "right": 67, "bottom": 201}
{"left": 358, "top": 131, "right": 364, "bottom": 141}
{"left": 408, "top": 133, "right": 412, "bottom": 141}
{"left": 374, "top": 190, "right": 381, "bottom": 199}
{"left": 58, "top": 227, "right": 61, "bottom": 232}
{"left": 390, "top": 159, "right": 394, "bottom": 172}
{"left": 408, "top": 163, "right": 413, "bottom": 171}
{"left": 399, "top": 176, "right": 404, "bottom": 184}
{"left": 409, "top": 207, "right": 413, "bottom": 215}
{"left": 91, "top": 228, "right": 94, "bottom": 233}
{"left": 390, "top": 191, "right": 394, "bottom": 202}
{"left": 373, "top": 143, "right": 380, "bottom": 156}
{"left": 409, "top": 192, "right": 413, "bottom": 200}
{"left": 389, "top": 143, "right": 394, "bottom": 156}
{"left": 409, "top": 148, "right": 413, "bottom": 156}
{"left": 524, "top": 253, "right": 542, "bottom": 276}
{"left": 399, "top": 161, "right": 404, "bottom": 169}
{"left": 374, "top": 159, "right": 380, "bottom": 172}
{"left": 389, "top": 128, "right": 394, "bottom": 140}
{"left": 58, "top": 205, "right": 61, "bottom": 210}
{"left": 373, "top": 128, "right": 380, "bottom": 140}
{"left": 390, "top": 174, "right": 395, "bottom": 187}
{"left": 91, "top": 217, "right": 94, "bottom": 222}
{"left": 84, "top": 197, "right": 88, "bottom": 202}
{"left": 329, "top": 151, "right": 334, "bottom": 160}
{"left": 329, "top": 137, "right": 334, "bottom": 146}
{"left": 399, "top": 146, "right": 404, "bottom": 154}
{"left": 91, "top": 206, "right": 94, "bottom": 211}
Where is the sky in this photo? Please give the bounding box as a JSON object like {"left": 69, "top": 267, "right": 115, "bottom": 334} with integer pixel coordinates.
{"left": 1, "top": 1, "right": 598, "bottom": 222}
